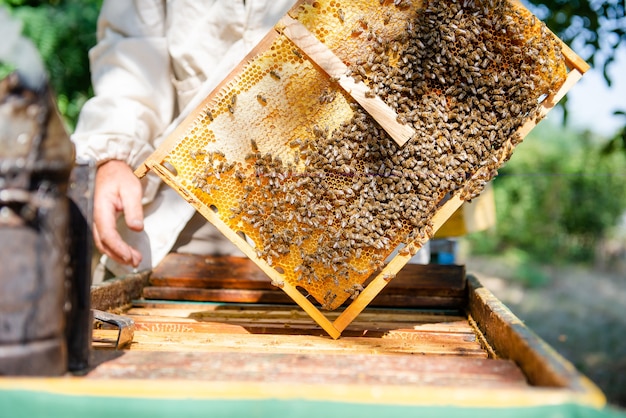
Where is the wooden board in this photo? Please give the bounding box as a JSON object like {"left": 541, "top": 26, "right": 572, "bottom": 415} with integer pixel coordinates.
{"left": 91, "top": 270, "right": 150, "bottom": 313}
{"left": 86, "top": 350, "right": 527, "bottom": 387}
{"left": 144, "top": 253, "right": 466, "bottom": 308}
{"left": 92, "top": 305, "right": 485, "bottom": 356}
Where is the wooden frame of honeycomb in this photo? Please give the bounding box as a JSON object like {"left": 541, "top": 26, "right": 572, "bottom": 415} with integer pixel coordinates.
{"left": 136, "top": 0, "right": 589, "bottom": 339}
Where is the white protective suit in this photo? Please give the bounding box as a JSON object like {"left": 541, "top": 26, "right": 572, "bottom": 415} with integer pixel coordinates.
{"left": 72, "top": 0, "right": 297, "bottom": 276}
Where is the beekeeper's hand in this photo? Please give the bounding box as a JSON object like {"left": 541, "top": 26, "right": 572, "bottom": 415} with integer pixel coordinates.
{"left": 93, "top": 160, "right": 144, "bottom": 267}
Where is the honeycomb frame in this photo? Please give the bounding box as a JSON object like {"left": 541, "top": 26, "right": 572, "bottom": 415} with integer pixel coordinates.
{"left": 137, "top": 0, "right": 589, "bottom": 339}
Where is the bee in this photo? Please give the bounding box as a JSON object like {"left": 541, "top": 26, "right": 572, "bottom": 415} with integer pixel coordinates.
{"left": 269, "top": 70, "right": 281, "bottom": 80}
{"left": 292, "top": 49, "right": 303, "bottom": 59}
{"left": 256, "top": 94, "right": 267, "bottom": 106}
{"left": 383, "top": 11, "right": 392, "bottom": 24}
{"left": 189, "top": 149, "right": 206, "bottom": 160}
{"left": 205, "top": 110, "right": 214, "bottom": 121}
{"left": 270, "top": 277, "right": 284, "bottom": 288}
{"left": 337, "top": 9, "right": 345, "bottom": 23}
{"left": 318, "top": 89, "right": 336, "bottom": 104}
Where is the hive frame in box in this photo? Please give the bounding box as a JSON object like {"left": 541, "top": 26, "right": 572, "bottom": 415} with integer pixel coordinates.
{"left": 136, "top": 0, "right": 589, "bottom": 339}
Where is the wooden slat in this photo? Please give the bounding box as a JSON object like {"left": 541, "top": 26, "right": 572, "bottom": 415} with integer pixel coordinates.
{"left": 118, "top": 297, "right": 476, "bottom": 343}
{"left": 142, "top": 286, "right": 466, "bottom": 309}
{"left": 124, "top": 302, "right": 469, "bottom": 331}
{"left": 147, "top": 254, "right": 466, "bottom": 308}
{"left": 278, "top": 15, "right": 414, "bottom": 147}
{"left": 142, "top": 287, "right": 292, "bottom": 304}
{"left": 559, "top": 38, "right": 591, "bottom": 74}
{"left": 85, "top": 350, "right": 526, "bottom": 387}
{"left": 127, "top": 299, "right": 466, "bottom": 316}
{"left": 92, "top": 328, "right": 485, "bottom": 357}
{"left": 127, "top": 316, "right": 473, "bottom": 335}
{"left": 91, "top": 270, "right": 150, "bottom": 312}
{"left": 120, "top": 310, "right": 474, "bottom": 338}
{"left": 150, "top": 254, "right": 465, "bottom": 295}
{"left": 150, "top": 254, "right": 273, "bottom": 290}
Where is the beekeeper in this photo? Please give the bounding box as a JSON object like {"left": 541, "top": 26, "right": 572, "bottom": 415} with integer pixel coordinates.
{"left": 72, "top": 1, "right": 298, "bottom": 279}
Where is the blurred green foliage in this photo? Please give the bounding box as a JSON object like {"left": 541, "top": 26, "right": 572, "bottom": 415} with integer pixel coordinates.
{"left": 0, "top": 0, "right": 102, "bottom": 130}
{"left": 525, "top": 0, "right": 625, "bottom": 83}
{"left": 0, "top": 63, "right": 16, "bottom": 81}
{"left": 524, "top": 0, "right": 626, "bottom": 144}
{"left": 467, "top": 122, "right": 626, "bottom": 265}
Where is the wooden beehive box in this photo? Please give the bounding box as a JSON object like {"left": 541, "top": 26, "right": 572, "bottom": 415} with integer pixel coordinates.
{"left": 0, "top": 257, "right": 607, "bottom": 417}
{"left": 136, "top": 0, "right": 589, "bottom": 338}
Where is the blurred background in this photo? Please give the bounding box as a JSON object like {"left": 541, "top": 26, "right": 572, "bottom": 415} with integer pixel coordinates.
{"left": 1, "top": 0, "right": 624, "bottom": 409}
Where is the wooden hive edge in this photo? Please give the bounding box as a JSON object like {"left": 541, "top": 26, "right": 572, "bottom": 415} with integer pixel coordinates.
{"left": 466, "top": 274, "right": 606, "bottom": 408}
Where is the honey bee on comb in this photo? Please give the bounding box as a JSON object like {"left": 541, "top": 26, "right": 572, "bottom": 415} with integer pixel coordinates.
{"left": 149, "top": 0, "right": 574, "bottom": 312}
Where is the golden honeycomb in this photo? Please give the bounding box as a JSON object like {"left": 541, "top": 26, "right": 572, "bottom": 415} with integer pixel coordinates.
{"left": 154, "top": 0, "right": 571, "bottom": 310}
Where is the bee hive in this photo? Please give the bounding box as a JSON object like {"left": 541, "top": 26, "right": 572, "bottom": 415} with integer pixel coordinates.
{"left": 137, "top": 0, "right": 588, "bottom": 338}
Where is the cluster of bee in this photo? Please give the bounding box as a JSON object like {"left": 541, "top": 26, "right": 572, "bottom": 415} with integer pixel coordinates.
{"left": 353, "top": 0, "right": 565, "bottom": 206}
{"left": 189, "top": 0, "right": 566, "bottom": 309}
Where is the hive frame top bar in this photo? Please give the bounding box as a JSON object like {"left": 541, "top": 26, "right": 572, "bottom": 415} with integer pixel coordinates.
{"left": 136, "top": 0, "right": 589, "bottom": 338}
{"left": 278, "top": 14, "right": 415, "bottom": 147}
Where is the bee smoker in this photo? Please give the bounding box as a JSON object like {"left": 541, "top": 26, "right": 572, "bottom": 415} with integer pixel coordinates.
{"left": 0, "top": 70, "right": 93, "bottom": 375}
